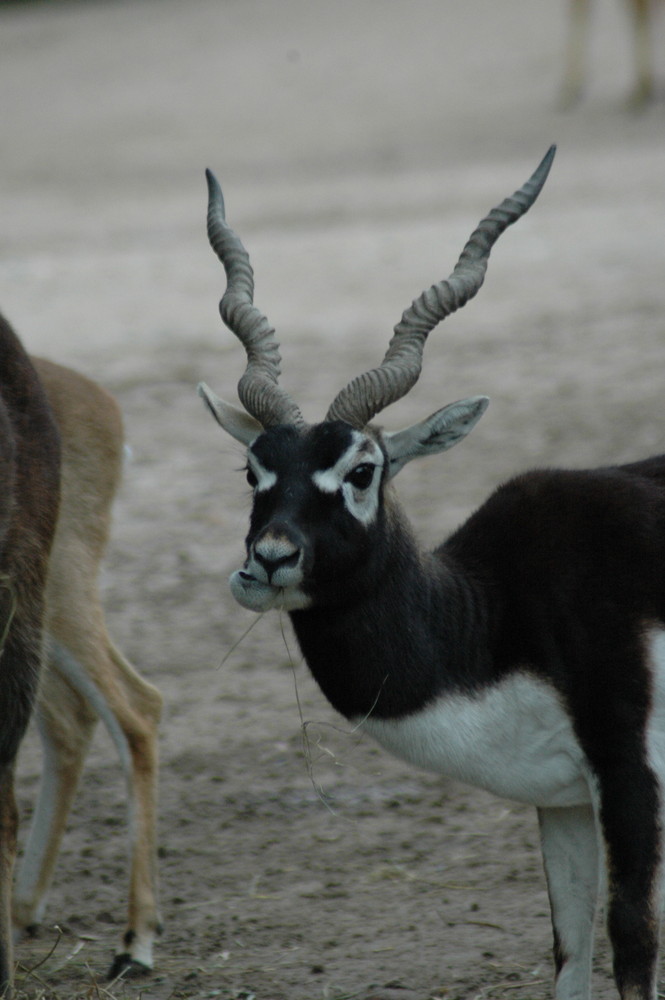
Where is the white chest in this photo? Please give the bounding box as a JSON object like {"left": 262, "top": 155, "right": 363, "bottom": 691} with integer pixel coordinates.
{"left": 356, "top": 671, "right": 592, "bottom": 808}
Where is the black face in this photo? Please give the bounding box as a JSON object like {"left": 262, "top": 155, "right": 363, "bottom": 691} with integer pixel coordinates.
{"left": 229, "top": 422, "right": 387, "bottom": 612}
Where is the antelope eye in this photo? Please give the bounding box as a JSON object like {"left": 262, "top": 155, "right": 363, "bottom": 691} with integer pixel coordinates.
{"left": 344, "top": 463, "right": 375, "bottom": 490}
{"left": 246, "top": 467, "right": 258, "bottom": 489}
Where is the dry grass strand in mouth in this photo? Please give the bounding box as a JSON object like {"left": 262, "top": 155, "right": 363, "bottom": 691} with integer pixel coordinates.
{"left": 217, "top": 611, "right": 266, "bottom": 668}
{"left": 277, "top": 610, "right": 338, "bottom": 813}
{"left": 220, "top": 604, "right": 388, "bottom": 813}
{"left": 277, "top": 611, "right": 388, "bottom": 815}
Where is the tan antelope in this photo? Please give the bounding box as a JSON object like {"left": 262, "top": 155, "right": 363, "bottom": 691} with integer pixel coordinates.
{"left": 561, "top": 0, "right": 661, "bottom": 107}
{"left": 199, "top": 146, "right": 665, "bottom": 998}
{"left": 2, "top": 331, "right": 163, "bottom": 982}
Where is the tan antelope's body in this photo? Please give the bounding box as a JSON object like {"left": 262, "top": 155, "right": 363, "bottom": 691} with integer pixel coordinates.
{"left": 10, "top": 353, "right": 163, "bottom": 978}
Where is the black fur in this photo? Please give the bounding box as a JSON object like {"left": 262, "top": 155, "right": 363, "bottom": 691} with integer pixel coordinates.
{"left": 0, "top": 313, "right": 61, "bottom": 994}
{"left": 241, "top": 423, "right": 665, "bottom": 999}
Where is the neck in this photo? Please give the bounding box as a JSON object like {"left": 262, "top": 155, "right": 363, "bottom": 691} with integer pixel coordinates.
{"left": 289, "top": 527, "right": 492, "bottom": 721}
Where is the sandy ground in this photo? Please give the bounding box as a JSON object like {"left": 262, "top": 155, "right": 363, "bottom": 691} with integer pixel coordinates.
{"left": 1, "top": 1, "right": 665, "bottom": 997}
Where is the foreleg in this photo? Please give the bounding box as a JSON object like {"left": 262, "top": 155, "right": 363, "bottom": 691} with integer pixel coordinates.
{"left": 538, "top": 803, "right": 600, "bottom": 1000}
{"left": 48, "top": 637, "right": 162, "bottom": 977}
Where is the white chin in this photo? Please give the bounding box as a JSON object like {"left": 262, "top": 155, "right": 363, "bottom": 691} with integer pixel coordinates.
{"left": 229, "top": 571, "right": 311, "bottom": 612}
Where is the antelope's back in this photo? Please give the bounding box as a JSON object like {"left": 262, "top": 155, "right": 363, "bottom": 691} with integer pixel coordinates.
{"left": 619, "top": 454, "right": 665, "bottom": 490}
{"left": 443, "top": 459, "right": 665, "bottom": 660}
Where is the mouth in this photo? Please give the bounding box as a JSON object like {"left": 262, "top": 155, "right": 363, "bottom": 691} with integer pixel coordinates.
{"left": 229, "top": 569, "right": 311, "bottom": 612}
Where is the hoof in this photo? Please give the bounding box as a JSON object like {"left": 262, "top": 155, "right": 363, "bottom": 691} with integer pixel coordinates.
{"left": 107, "top": 953, "right": 152, "bottom": 980}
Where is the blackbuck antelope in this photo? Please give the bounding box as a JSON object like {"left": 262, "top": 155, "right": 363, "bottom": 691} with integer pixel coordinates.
{"left": 1, "top": 322, "right": 163, "bottom": 981}
{"left": 561, "top": 0, "right": 661, "bottom": 107}
{"left": 0, "top": 315, "right": 61, "bottom": 995}
{"left": 199, "top": 145, "right": 665, "bottom": 1000}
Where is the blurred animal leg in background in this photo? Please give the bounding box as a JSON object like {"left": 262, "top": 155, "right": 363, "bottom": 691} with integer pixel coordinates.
{"left": 13, "top": 359, "right": 163, "bottom": 978}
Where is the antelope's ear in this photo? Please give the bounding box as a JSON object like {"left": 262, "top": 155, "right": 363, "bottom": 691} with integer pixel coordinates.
{"left": 197, "top": 382, "right": 264, "bottom": 445}
{"left": 383, "top": 396, "right": 489, "bottom": 479}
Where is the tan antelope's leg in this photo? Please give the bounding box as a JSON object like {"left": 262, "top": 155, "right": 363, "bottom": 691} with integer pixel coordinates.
{"left": 47, "top": 636, "right": 162, "bottom": 976}
{"left": 104, "top": 642, "right": 162, "bottom": 975}
{"left": 13, "top": 670, "right": 97, "bottom": 937}
{"left": 15, "top": 637, "right": 162, "bottom": 974}
{"left": 13, "top": 358, "right": 162, "bottom": 976}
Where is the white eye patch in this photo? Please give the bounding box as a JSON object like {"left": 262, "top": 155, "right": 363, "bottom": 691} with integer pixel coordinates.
{"left": 312, "top": 433, "right": 384, "bottom": 526}
{"left": 247, "top": 451, "right": 277, "bottom": 493}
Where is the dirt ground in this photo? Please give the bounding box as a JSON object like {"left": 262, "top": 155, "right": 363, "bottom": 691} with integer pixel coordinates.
{"left": 1, "top": 1, "right": 665, "bottom": 997}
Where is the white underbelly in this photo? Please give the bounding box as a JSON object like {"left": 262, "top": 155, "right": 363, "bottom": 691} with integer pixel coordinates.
{"left": 356, "top": 671, "right": 592, "bottom": 808}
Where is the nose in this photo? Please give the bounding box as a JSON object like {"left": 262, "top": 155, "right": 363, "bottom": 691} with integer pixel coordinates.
{"left": 252, "top": 523, "right": 304, "bottom": 584}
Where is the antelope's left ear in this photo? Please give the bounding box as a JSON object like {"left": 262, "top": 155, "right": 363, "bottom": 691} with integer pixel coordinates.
{"left": 197, "top": 382, "right": 264, "bottom": 445}
{"left": 383, "top": 395, "right": 489, "bottom": 479}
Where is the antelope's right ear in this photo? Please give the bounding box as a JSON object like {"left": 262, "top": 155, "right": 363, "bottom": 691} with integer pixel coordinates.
{"left": 197, "top": 382, "right": 264, "bottom": 445}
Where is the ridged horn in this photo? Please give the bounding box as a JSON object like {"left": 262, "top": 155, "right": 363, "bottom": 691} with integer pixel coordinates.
{"left": 206, "top": 169, "right": 305, "bottom": 429}
{"left": 326, "top": 145, "right": 556, "bottom": 428}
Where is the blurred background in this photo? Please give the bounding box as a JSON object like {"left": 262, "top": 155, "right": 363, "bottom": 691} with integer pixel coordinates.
{"left": 1, "top": 0, "right": 663, "bottom": 382}
{"left": 1, "top": 2, "right": 664, "bottom": 998}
